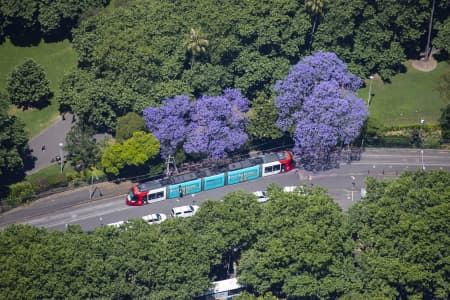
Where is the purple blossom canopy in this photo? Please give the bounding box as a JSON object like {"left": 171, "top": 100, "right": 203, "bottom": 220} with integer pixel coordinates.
{"left": 143, "top": 95, "right": 191, "bottom": 158}
{"left": 184, "top": 88, "right": 250, "bottom": 158}
{"left": 143, "top": 89, "right": 249, "bottom": 159}
{"left": 275, "top": 51, "right": 368, "bottom": 168}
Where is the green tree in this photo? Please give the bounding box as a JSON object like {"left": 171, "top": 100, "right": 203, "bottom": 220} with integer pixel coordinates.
{"left": 65, "top": 124, "right": 100, "bottom": 171}
{"left": 239, "top": 186, "right": 349, "bottom": 298}
{"left": 247, "top": 93, "right": 283, "bottom": 141}
{"left": 439, "top": 104, "right": 450, "bottom": 140}
{"left": 6, "top": 58, "right": 52, "bottom": 109}
{"left": 38, "top": 0, "right": 109, "bottom": 39}
{"left": 433, "top": 17, "right": 450, "bottom": 54}
{"left": 438, "top": 67, "right": 450, "bottom": 141}
{"left": 101, "top": 131, "right": 160, "bottom": 176}
{"left": 0, "top": 92, "right": 29, "bottom": 195}
{"left": 190, "top": 192, "right": 264, "bottom": 278}
{"left": 58, "top": 70, "right": 135, "bottom": 131}
{"left": 233, "top": 50, "right": 290, "bottom": 98}
{"left": 185, "top": 27, "right": 209, "bottom": 69}
{"left": 0, "top": 0, "right": 39, "bottom": 44}
{"left": 347, "top": 171, "right": 450, "bottom": 299}
{"left": 115, "top": 112, "right": 146, "bottom": 142}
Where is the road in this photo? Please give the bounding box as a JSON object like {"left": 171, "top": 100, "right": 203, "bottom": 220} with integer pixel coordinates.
{"left": 1, "top": 148, "right": 449, "bottom": 232}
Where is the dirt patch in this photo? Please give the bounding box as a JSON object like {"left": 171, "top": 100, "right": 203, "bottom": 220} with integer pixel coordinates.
{"left": 410, "top": 51, "right": 438, "bottom": 72}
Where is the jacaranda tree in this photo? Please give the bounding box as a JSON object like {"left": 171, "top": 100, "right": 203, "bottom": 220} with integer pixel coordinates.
{"left": 143, "top": 89, "right": 250, "bottom": 159}
{"left": 143, "top": 95, "right": 191, "bottom": 159}
{"left": 275, "top": 51, "right": 368, "bottom": 170}
{"left": 185, "top": 88, "right": 250, "bottom": 158}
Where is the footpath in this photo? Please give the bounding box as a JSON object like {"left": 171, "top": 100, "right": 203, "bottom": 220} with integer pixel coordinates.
{"left": 27, "top": 113, "right": 75, "bottom": 174}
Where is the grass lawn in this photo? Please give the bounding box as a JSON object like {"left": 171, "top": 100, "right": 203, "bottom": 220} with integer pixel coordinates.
{"left": 26, "top": 163, "right": 75, "bottom": 182}
{"left": 358, "top": 61, "right": 449, "bottom": 127}
{"left": 0, "top": 38, "right": 77, "bottom": 137}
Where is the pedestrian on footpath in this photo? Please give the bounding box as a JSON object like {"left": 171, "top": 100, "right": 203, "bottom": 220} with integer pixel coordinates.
{"left": 41, "top": 144, "right": 46, "bottom": 152}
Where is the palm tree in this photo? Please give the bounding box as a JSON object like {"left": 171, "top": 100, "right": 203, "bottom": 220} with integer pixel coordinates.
{"left": 185, "top": 28, "right": 209, "bottom": 69}
{"left": 305, "top": 0, "right": 325, "bottom": 48}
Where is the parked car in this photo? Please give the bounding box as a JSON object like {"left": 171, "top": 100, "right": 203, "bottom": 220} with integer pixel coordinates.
{"left": 106, "top": 220, "right": 127, "bottom": 228}
{"left": 142, "top": 213, "right": 167, "bottom": 224}
{"left": 171, "top": 205, "right": 199, "bottom": 218}
{"left": 283, "top": 185, "right": 307, "bottom": 195}
{"left": 252, "top": 191, "right": 269, "bottom": 203}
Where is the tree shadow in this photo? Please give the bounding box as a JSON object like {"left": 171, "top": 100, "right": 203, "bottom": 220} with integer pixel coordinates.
{"left": 15, "top": 92, "right": 53, "bottom": 110}
{"left": 23, "top": 148, "right": 37, "bottom": 171}
{"left": 7, "top": 26, "right": 42, "bottom": 46}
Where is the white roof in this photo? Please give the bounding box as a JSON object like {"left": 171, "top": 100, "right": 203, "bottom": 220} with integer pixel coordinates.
{"left": 212, "top": 278, "right": 243, "bottom": 293}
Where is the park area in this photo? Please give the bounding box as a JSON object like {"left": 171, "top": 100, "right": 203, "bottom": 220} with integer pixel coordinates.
{"left": 0, "top": 39, "right": 77, "bottom": 137}
{"left": 0, "top": 39, "right": 448, "bottom": 139}
{"left": 358, "top": 61, "right": 449, "bottom": 127}
{"left": 0, "top": 38, "right": 448, "bottom": 183}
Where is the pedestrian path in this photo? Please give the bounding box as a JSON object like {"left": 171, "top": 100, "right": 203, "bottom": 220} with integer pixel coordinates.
{"left": 27, "top": 113, "right": 75, "bottom": 174}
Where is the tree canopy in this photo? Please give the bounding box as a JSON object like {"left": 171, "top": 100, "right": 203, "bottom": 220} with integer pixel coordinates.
{"left": 347, "top": 171, "right": 450, "bottom": 299}
{"left": 0, "top": 0, "right": 109, "bottom": 44}
{"left": 275, "top": 51, "right": 368, "bottom": 170}
{"left": 0, "top": 92, "right": 29, "bottom": 196}
{"left": 56, "top": 0, "right": 448, "bottom": 135}
{"left": 65, "top": 124, "right": 100, "bottom": 171}
{"left": 0, "top": 171, "right": 449, "bottom": 299}
{"left": 115, "top": 112, "right": 146, "bottom": 142}
{"left": 6, "top": 58, "right": 52, "bottom": 109}
{"left": 101, "top": 131, "right": 160, "bottom": 176}
{"left": 144, "top": 89, "right": 250, "bottom": 159}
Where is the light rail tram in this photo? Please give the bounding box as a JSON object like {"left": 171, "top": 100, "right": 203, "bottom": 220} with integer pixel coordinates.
{"left": 126, "top": 150, "right": 295, "bottom": 206}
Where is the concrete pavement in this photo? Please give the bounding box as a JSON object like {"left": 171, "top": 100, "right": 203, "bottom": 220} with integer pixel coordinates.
{"left": 27, "top": 113, "right": 75, "bottom": 174}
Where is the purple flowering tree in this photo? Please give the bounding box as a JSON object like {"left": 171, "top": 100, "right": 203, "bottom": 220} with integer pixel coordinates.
{"left": 184, "top": 88, "right": 250, "bottom": 158}
{"left": 143, "top": 95, "right": 191, "bottom": 158}
{"left": 275, "top": 51, "right": 368, "bottom": 170}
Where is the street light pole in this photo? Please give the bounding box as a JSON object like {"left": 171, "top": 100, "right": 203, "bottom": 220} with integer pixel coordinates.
{"left": 367, "top": 75, "right": 374, "bottom": 106}
{"left": 58, "top": 142, "right": 64, "bottom": 173}
{"left": 420, "top": 119, "right": 425, "bottom": 170}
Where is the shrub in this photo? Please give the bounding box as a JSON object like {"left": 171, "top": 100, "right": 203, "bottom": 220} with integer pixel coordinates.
{"left": 47, "top": 174, "right": 69, "bottom": 188}
{"left": 7, "top": 181, "right": 35, "bottom": 206}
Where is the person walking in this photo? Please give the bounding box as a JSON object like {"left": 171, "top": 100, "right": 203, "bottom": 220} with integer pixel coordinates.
{"left": 179, "top": 185, "right": 184, "bottom": 198}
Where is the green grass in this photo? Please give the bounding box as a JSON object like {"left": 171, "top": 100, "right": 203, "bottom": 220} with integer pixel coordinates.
{"left": 0, "top": 38, "right": 77, "bottom": 137}
{"left": 26, "top": 163, "right": 75, "bottom": 182}
{"left": 358, "top": 61, "right": 449, "bottom": 127}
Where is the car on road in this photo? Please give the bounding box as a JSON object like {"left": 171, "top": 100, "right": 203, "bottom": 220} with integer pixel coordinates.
{"left": 107, "top": 220, "right": 127, "bottom": 228}
{"left": 142, "top": 213, "right": 167, "bottom": 224}
{"left": 171, "top": 205, "right": 199, "bottom": 218}
{"left": 283, "top": 185, "right": 307, "bottom": 195}
{"left": 252, "top": 191, "right": 269, "bottom": 203}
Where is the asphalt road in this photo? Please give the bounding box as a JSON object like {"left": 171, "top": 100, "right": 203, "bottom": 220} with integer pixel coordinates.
{"left": 1, "top": 148, "right": 449, "bottom": 232}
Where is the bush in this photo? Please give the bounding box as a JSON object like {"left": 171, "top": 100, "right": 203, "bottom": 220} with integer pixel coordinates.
{"left": 6, "top": 181, "right": 36, "bottom": 206}
{"left": 47, "top": 173, "right": 69, "bottom": 188}
{"left": 29, "top": 173, "right": 68, "bottom": 193}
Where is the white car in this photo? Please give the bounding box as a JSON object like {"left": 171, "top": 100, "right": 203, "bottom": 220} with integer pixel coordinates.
{"left": 283, "top": 185, "right": 307, "bottom": 195}
{"left": 106, "top": 220, "right": 127, "bottom": 228}
{"left": 283, "top": 186, "right": 297, "bottom": 192}
{"left": 142, "top": 213, "right": 167, "bottom": 224}
{"left": 252, "top": 191, "right": 269, "bottom": 203}
{"left": 171, "top": 205, "right": 199, "bottom": 218}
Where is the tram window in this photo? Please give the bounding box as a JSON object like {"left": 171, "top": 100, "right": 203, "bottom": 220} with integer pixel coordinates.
{"left": 273, "top": 164, "right": 281, "bottom": 171}
{"left": 264, "top": 166, "right": 273, "bottom": 173}
{"left": 148, "top": 191, "right": 164, "bottom": 200}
